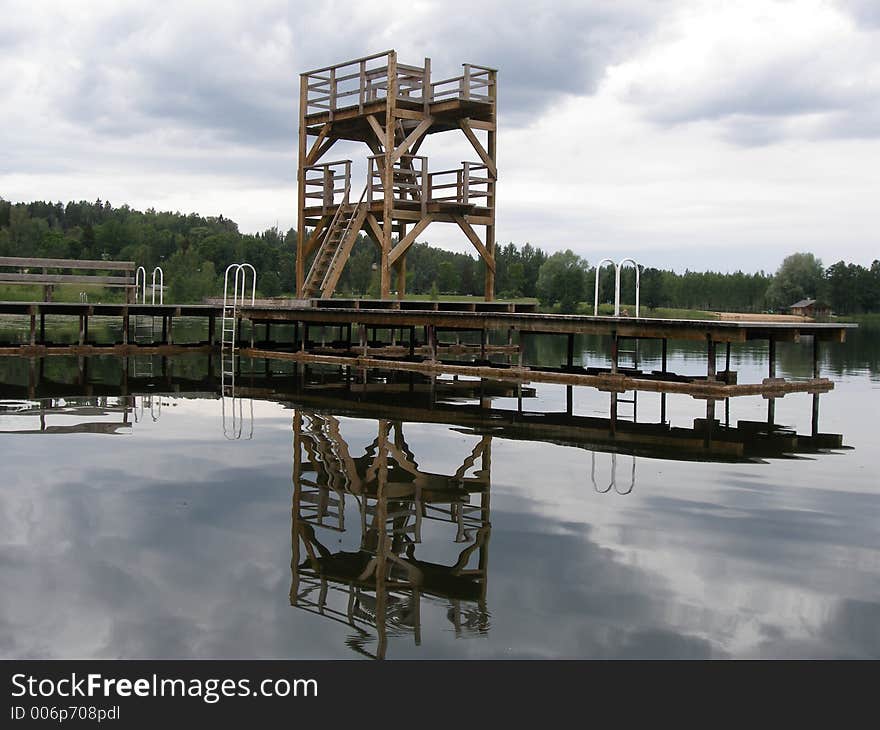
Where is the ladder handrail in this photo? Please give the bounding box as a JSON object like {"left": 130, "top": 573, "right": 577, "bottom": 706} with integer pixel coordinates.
{"left": 615, "top": 258, "right": 640, "bottom": 317}
{"left": 320, "top": 185, "right": 368, "bottom": 292}
{"left": 223, "top": 263, "right": 257, "bottom": 311}
{"left": 135, "top": 266, "right": 147, "bottom": 304}
{"left": 151, "top": 266, "right": 164, "bottom": 305}
{"left": 593, "top": 258, "right": 615, "bottom": 317}
{"left": 594, "top": 257, "right": 642, "bottom": 317}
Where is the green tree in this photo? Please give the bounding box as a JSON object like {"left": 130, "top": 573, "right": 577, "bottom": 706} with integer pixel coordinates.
{"left": 766, "top": 252, "right": 824, "bottom": 309}
{"left": 166, "top": 249, "right": 217, "bottom": 303}
{"left": 536, "top": 250, "right": 587, "bottom": 313}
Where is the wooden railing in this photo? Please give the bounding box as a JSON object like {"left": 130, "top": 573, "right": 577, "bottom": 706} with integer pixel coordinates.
{"left": 0, "top": 256, "right": 137, "bottom": 302}
{"left": 303, "top": 52, "right": 494, "bottom": 116}
{"left": 431, "top": 64, "right": 495, "bottom": 103}
{"left": 428, "top": 162, "right": 492, "bottom": 206}
{"left": 367, "top": 154, "right": 429, "bottom": 214}
{"left": 303, "top": 159, "right": 351, "bottom": 212}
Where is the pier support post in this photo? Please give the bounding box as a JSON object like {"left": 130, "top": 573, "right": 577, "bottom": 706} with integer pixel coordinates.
{"left": 566, "top": 333, "right": 574, "bottom": 370}
{"left": 725, "top": 342, "right": 731, "bottom": 380}
{"left": 812, "top": 337, "right": 820, "bottom": 379}
{"left": 122, "top": 311, "right": 129, "bottom": 345}
{"left": 208, "top": 314, "right": 215, "bottom": 347}
{"left": 660, "top": 392, "right": 667, "bottom": 424}
{"left": 161, "top": 316, "right": 168, "bottom": 345}
{"left": 707, "top": 336, "right": 716, "bottom": 380}
{"left": 480, "top": 328, "right": 487, "bottom": 361}
{"left": 40, "top": 313, "right": 45, "bottom": 344}
{"left": 78, "top": 315, "right": 85, "bottom": 346}
{"left": 566, "top": 385, "right": 573, "bottom": 415}
{"left": 359, "top": 324, "right": 367, "bottom": 356}
{"left": 611, "top": 332, "right": 619, "bottom": 374}
{"left": 768, "top": 337, "right": 776, "bottom": 379}
{"left": 661, "top": 338, "right": 668, "bottom": 374}
{"left": 812, "top": 393, "right": 820, "bottom": 436}
{"left": 427, "top": 325, "right": 437, "bottom": 362}
{"left": 29, "top": 310, "right": 36, "bottom": 346}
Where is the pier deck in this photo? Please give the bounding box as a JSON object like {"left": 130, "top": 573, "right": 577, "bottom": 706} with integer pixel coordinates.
{"left": 0, "top": 300, "right": 857, "bottom": 399}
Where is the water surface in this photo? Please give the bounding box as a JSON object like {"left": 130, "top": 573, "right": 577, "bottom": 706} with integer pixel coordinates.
{"left": 1, "top": 323, "right": 878, "bottom": 659}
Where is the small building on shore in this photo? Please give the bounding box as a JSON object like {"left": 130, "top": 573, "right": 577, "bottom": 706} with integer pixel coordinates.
{"left": 789, "top": 298, "right": 831, "bottom": 318}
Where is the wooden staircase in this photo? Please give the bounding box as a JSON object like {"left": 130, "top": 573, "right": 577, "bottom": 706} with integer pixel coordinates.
{"left": 303, "top": 187, "right": 368, "bottom": 299}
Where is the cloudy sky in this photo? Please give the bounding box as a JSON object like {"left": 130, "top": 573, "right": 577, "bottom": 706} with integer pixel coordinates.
{"left": 1, "top": 0, "right": 878, "bottom": 272}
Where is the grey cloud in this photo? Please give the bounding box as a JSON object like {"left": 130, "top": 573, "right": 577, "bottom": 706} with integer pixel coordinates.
{"left": 838, "top": 0, "right": 880, "bottom": 28}
{"left": 23, "top": 1, "right": 664, "bottom": 153}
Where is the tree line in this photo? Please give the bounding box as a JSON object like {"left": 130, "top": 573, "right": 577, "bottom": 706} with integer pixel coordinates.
{"left": 1, "top": 199, "right": 877, "bottom": 314}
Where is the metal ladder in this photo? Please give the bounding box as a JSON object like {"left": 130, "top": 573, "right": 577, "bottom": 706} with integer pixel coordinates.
{"left": 220, "top": 263, "right": 256, "bottom": 439}
{"left": 131, "top": 266, "right": 158, "bottom": 379}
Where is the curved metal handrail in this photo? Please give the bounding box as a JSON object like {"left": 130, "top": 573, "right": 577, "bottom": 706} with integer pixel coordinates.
{"left": 151, "top": 266, "right": 164, "bottom": 305}
{"left": 593, "top": 258, "right": 615, "bottom": 316}
{"left": 615, "top": 258, "right": 640, "bottom": 317}
{"left": 135, "top": 266, "right": 147, "bottom": 304}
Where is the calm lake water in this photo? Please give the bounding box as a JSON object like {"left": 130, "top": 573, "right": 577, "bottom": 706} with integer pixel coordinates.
{"left": 1, "top": 318, "right": 878, "bottom": 659}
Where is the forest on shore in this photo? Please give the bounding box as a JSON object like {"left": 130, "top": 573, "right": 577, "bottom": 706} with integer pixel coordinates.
{"left": 1, "top": 198, "right": 878, "bottom": 315}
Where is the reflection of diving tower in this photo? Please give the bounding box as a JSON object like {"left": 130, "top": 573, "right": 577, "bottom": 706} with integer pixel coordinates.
{"left": 296, "top": 50, "right": 497, "bottom": 300}
{"left": 290, "top": 411, "right": 491, "bottom": 659}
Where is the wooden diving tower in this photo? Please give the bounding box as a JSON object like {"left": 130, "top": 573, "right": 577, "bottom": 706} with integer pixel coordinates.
{"left": 296, "top": 50, "right": 498, "bottom": 300}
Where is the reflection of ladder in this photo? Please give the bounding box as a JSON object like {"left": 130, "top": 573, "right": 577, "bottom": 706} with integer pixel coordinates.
{"left": 132, "top": 315, "right": 154, "bottom": 378}
{"left": 221, "top": 263, "right": 256, "bottom": 397}
{"left": 303, "top": 186, "right": 368, "bottom": 299}
{"left": 220, "top": 263, "right": 256, "bottom": 439}
{"left": 590, "top": 452, "right": 636, "bottom": 495}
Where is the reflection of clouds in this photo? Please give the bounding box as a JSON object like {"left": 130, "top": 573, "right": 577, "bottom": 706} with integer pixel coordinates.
{"left": 1, "top": 388, "right": 877, "bottom": 658}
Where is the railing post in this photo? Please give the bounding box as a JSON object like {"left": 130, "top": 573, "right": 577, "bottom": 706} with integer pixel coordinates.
{"left": 462, "top": 64, "right": 471, "bottom": 100}
{"left": 368, "top": 157, "right": 374, "bottom": 204}
{"left": 344, "top": 161, "right": 351, "bottom": 205}
{"left": 323, "top": 165, "right": 332, "bottom": 212}
{"left": 421, "top": 158, "right": 428, "bottom": 216}
{"left": 462, "top": 161, "right": 471, "bottom": 205}
{"left": 359, "top": 60, "right": 366, "bottom": 114}
{"left": 423, "top": 57, "right": 432, "bottom": 113}
{"left": 329, "top": 67, "right": 336, "bottom": 120}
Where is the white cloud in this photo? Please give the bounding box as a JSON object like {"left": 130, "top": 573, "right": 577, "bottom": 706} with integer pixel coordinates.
{"left": 0, "top": 0, "right": 878, "bottom": 270}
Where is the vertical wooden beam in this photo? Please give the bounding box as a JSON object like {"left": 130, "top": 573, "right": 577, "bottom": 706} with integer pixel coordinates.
{"left": 566, "top": 333, "right": 574, "bottom": 369}
{"left": 484, "top": 69, "right": 497, "bottom": 301}
{"left": 397, "top": 222, "right": 406, "bottom": 300}
{"left": 296, "top": 74, "right": 308, "bottom": 297}
{"left": 811, "top": 393, "right": 820, "bottom": 436}
{"left": 207, "top": 314, "right": 215, "bottom": 347}
{"left": 39, "top": 312, "right": 45, "bottom": 344}
{"left": 812, "top": 336, "right": 820, "bottom": 379}
{"left": 122, "top": 310, "right": 129, "bottom": 345}
{"left": 610, "top": 332, "right": 618, "bottom": 374}
{"left": 381, "top": 51, "right": 397, "bottom": 299}
{"left": 29, "top": 308, "right": 36, "bottom": 346}
{"left": 661, "top": 338, "right": 668, "bottom": 373}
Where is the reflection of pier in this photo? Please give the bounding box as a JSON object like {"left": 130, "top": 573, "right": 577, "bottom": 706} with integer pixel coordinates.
{"left": 0, "top": 395, "right": 171, "bottom": 434}
{"left": 291, "top": 411, "right": 491, "bottom": 659}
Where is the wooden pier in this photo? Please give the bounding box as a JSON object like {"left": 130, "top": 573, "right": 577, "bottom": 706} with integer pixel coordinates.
{"left": 0, "top": 299, "right": 855, "bottom": 399}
